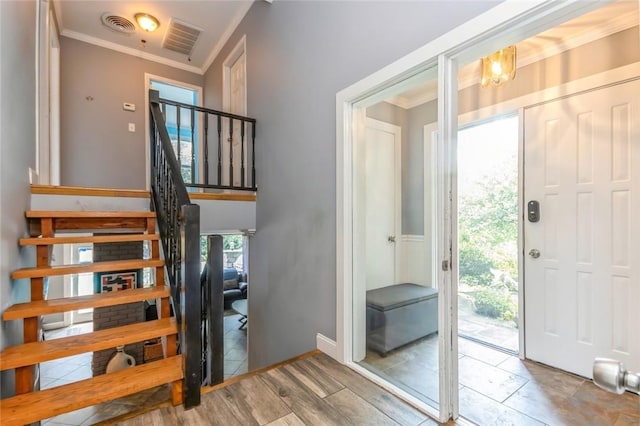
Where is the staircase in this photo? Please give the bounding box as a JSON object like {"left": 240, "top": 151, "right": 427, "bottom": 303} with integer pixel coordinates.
{"left": 0, "top": 210, "right": 183, "bottom": 425}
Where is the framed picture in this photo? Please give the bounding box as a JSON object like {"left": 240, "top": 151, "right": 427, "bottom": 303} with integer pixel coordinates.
{"left": 95, "top": 270, "right": 141, "bottom": 293}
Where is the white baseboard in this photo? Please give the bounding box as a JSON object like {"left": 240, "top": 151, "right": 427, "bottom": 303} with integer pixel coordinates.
{"left": 316, "top": 333, "right": 338, "bottom": 360}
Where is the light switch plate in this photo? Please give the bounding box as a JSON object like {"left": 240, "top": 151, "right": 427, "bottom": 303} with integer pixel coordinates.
{"left": 128, "top": 123, "right": 136, "bottom": 132}
{"left": 123, "top": 102, "right": 136, "bottom": 111}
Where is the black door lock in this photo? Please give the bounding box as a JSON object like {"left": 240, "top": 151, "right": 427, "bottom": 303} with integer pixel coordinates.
{"left": 528, "top": 200, "right": 540, "bottom": 223}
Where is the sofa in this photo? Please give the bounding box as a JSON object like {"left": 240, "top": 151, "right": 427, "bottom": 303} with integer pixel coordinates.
{"left": 223, "top": 268, "right": 248, "bottom": 309}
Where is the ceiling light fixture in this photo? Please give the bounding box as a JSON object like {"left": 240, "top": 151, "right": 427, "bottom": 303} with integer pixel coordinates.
{"left": 135, "top": 13, "right": 160, "bottom": 32}
{"left": 481, "top": 45, "right": 516, "bottom": 88}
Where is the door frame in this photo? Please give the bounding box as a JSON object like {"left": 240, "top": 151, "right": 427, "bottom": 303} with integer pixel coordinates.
{"left": 36, "top": 0, "right": 60, "bottom": 185}
{"left": 335, "top": 1, "right": 610, "bottom": 422}
{"left": 144, "top": 74, "right": 204, "bottom": 189}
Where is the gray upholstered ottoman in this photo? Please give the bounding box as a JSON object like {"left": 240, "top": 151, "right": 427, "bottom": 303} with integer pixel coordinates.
{"left": 366, "top": 283, "right": 438, "bottom": 356}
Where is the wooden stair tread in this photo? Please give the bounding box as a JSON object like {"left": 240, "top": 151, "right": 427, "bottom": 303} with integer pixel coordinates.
{"left": 11, "top": 259, "right": 164, "bottom": 279}
{"left": 0, "top": 355, "right": 183, "bottom": 426}
{"left": 3, "top": 287, "right": 169, "bottom": 320}
{"left": 20, "top": 233, "right": 159, "bottom": 246}
{"left": 26, "top": 210, "right": 156, "bottom": 218}
{"left": 0, "top": 318, "right": 177, "bottom": 370}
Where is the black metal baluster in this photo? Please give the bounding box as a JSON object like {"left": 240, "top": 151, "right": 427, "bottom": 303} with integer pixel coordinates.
{"left": 217, "top": 115, "right": 222, "bottom": 186}
{"left": 190, "top": 109, "right": 195, "bottom": 184}
{"left": 204, "top": 112, "right": 209, "bottom": 186}
{"left": 229, "top": 117, "right": 234, "bottom": 187}
{"left": 240, "top": 120, "right": 245, "bottom": 188}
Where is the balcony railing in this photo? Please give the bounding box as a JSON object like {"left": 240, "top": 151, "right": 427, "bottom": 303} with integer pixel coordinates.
{"left": 154, "top": 94, "right": 257, "bottom": 192}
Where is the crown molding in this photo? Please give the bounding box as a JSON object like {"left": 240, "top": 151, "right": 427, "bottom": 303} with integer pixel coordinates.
{"left": 202, "top": 1, "right": 254, "bottom": 74}
{"left": 61, "top": 29, "right": 204, "bottom": 75}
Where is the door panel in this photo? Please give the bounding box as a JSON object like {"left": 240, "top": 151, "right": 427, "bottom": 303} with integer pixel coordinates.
{"left": 364, "top": 119, "right": 400, "bottom": 291}
{"left": 524, "top": 79, "right": 640, "bottom": 378}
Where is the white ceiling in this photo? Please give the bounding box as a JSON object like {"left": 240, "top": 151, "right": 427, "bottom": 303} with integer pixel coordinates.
{"left": 52, "top": 0, "right": 255, "bottom": 75}
{"left": 388, "top": 0, "right": 639, "bottom": 109}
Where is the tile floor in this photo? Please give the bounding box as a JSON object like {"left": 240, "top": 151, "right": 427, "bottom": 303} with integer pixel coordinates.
{"left": 362, "top": 335, "right": 640, "bottom": 425}
{"left": 41, "top": 312, "right": 247, "bottom": 425}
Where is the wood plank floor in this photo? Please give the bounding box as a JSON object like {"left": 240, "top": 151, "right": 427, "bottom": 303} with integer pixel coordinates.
{"left": 111, "top": 352, "right": 441, "bottom": 426}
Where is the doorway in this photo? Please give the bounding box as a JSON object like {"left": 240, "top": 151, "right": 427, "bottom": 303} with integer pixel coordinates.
{"left": 458, "top": 115, "right": 519, "bottom": 353}
{"left": 337, "top": 0, "right": 639, "bottom": 423}
{"left": 363, "top": 118, "right": 401, "bottom": 292}
{"left": 223, "top": 36, "right": 248, "bottom": 187}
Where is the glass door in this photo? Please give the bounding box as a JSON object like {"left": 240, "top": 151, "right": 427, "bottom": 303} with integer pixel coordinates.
{"left": 351, "top": 67, "right": 450, "bottom": 419}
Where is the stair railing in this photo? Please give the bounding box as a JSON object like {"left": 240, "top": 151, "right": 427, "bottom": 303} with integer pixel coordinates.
{"left": 149, "top": 89, "right": 201, "bottom": 408}
{"left": 153, "top": 95, "right": 257, "bottom": 191}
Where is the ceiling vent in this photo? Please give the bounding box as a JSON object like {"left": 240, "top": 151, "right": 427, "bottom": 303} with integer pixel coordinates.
{"left": 162, "top": 18, "right": 202, "bottom": 56}
{"left": 101, "top": 13, "right": 136, "bottom": 34}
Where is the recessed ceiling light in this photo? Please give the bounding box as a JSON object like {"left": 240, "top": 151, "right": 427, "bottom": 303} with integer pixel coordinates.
{"left": 135, "top": 13, "right": 160, "bottom": 32}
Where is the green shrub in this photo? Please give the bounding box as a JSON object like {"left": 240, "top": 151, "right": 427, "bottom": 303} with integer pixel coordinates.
{"left": 473, "top": 288, "right": 516, "bottom": 321}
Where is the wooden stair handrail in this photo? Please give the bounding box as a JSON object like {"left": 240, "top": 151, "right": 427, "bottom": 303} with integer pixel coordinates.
{"left": 3, "top": 287, "right": 169, "bottom": 320}
{"left": 0, "top": 355, "right": 183, "bottom": 426}
{"left": 0, "top": 318, "right": 177, "bottom": 370}
{"left": 12, "top": 259, "right": 164, "bottom": 280}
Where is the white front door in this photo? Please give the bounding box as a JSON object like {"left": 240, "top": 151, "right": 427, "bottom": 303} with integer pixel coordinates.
{"left": 524, "top": 79, "right": 640, "bottom": 378}
{"left": 364, "top": 118, "right": 401, "bottom": 290}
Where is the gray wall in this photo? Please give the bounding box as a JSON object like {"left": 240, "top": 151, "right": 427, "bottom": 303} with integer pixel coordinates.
{"left": 204, "top": 0, "right": 500, "bottom": 369}
{"left": 59, "top": 37, "right": 204, "bottom": 189}
{"left": 0, "top": 0, "right": 37, "bottom": 398}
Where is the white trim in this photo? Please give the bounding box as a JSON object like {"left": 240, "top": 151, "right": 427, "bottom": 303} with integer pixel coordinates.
{"left": 202, "top": 3, "right": 253, "bottom": 73}
{"left": 35, "top": 0, "right": 44, "bottom": 183}
{"left": 517, "top": 108, "right": 526, "bottom": 359}
{"left": 437, "top": 53, "right": 457, "bottom": 421}
{"left": 61, "top": 29, "right": 203, "bottom": 75}
{"left": 144, "top": 74, "right": 204, "bottom": 190}
{"left": 49, "top": 9, "right": 60, "bottom": 185}
{"left": 316, "top": 333, "right": 338, "bottom": 359}
{"left": 222, "top": 35, "right": 247, "bottom": 114}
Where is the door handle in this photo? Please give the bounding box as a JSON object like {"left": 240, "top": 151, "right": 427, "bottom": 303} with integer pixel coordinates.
{"left": 387, "top": 236, "right": 396, "bottom": 243}
{"left": 529, "top": 249, "right": 540, "bottom": 259}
